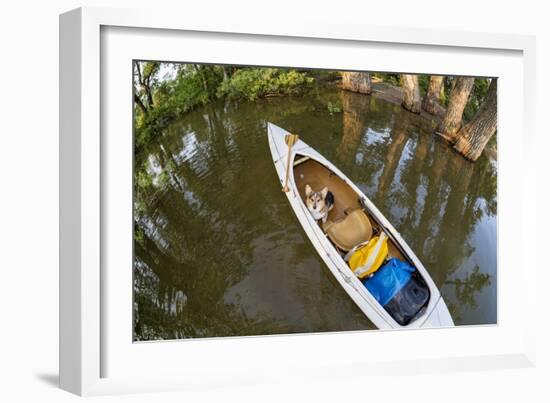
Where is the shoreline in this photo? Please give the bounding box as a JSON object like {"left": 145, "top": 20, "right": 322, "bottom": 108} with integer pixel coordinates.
{"left": 336, "top": 79, "right": 497, "bottom": 161}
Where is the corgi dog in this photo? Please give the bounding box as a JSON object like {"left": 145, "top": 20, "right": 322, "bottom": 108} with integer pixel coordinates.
{"left": 305, "top": 184, "right": 335, "bottom": 223}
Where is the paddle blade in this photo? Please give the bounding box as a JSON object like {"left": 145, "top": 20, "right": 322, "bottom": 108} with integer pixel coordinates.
{"left": 284, "top": 134, "right": 299, "bottom": 147}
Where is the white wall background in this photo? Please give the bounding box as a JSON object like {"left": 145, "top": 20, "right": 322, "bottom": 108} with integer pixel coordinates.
{"left": 0, "top": 0, "right": 547, "bottom": 401}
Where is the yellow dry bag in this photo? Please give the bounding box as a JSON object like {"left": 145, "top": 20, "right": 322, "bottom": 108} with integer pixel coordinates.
{"left": 348, "top": 232, "right": 389, "bottom": 279}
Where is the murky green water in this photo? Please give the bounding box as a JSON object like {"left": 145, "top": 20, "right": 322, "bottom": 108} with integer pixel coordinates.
{"left": 133, "top": 87, "right": 497, "bottom": 340}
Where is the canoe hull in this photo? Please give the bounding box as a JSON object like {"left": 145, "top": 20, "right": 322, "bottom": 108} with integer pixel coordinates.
{"left": 267, "top": 122, "right": 454, "bottom": 329}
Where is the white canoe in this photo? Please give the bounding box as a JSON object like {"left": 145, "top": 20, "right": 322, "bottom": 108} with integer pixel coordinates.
{"left": 267, "top": 122, "right": 454, "bottom": 329}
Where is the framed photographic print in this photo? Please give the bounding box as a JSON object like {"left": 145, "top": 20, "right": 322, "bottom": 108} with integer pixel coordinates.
{"left": 60, "top": 6, "right": 536, "bottom": 396}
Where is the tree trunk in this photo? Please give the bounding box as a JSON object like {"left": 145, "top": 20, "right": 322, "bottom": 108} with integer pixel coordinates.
{"left": 134, "top": 93, "right": 148, "bottom": 114}
{"left": 453, "top": 79, "right": 497, "bottom": 161}
{"left": 135, "top": 62, "right": 143, "bottom": 87}
{"left": 194, "top": 64, "right": 209, "bottom": 93}
{"left": 422, "top": 75, "right": 444, "bottom": 115}
{"left": 135, "top": 62, "right": 155, "bottom": 109}
{"left": 436, "top": 77, "right": 475, "bottom": 142}
{"left": 401, "top": 74, "right": 422, "bottom": 114}
{"left": 341, "top": 72, "right": 372, "bottom": 94}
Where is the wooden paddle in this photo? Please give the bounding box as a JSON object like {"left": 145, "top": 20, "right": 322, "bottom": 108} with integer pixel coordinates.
{"left": 282, "top": 134, "right": 299, "bottom": 192}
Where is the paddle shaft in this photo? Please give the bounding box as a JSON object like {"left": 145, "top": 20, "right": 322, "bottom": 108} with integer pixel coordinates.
{"left": 282, "top": 134, "right": 298, "bottom": 192}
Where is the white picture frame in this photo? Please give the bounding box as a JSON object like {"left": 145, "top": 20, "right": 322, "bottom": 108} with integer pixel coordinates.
{"left": 59, "top": 6, "right": 537, "bottom": 396}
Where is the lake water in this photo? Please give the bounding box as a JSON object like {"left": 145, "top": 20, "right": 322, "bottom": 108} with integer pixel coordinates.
{"left": 133, "top": 87, "right": 497, "bottom": 340}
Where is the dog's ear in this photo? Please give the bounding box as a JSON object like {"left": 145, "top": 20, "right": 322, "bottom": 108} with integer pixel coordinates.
{"left": 305, "top": 184, "right": 312, "bottom": 197}
{"left": 321, "top": 187, "right": 328, "bottom": 199}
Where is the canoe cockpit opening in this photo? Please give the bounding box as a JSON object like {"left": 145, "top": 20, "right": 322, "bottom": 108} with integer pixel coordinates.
{"left": 293, "top": 155, "right": 431, "bottom": 326}
{"left": 293, "top": 156, "right": 382, "bottom": 252}
{"left": 294, "top": 155, "right": 364, "bottom": 225}
{"left": 293, "top": 155, "right": 310, "bottom": 167}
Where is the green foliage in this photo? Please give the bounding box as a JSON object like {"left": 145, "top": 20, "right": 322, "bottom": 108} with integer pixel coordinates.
{"left": 142, "top": 62, "right": 159, "bottom": 80}
{"left": 372, "top": 72, "right": 401, "bottom": 86}
{"left": 417, "top": 75, "right": 430, "bottom": 97}
{"left": 134, "top": 64, "right": 224, "bottom": 150}
{"left": 169, "top": 66, "right": 223, "bottom": 112}
{"left": 438, "top": 77, "right": 489, "bottom": 120}
{"left": 216, "top": 68, "right": 314, "bottom": 101}
{"left": 373, "top": 73, "right": 430, "bottom": 97}
{"left": 463, "top": 78, "right": 491, "bottom": 122}
{"left": 440, "top": 79, "right": 449, "bottom": 107}
{"left": 312, "top": 70, "right": 341, "bottom": 81}
{"left": 134, "top": 65, "right": 315, "bottom": 152}
{"left": 327, "top": 101, "right": 342, "bottom": 114}
{"left": 136, "top": 168, "right": 153, "bottom": 189}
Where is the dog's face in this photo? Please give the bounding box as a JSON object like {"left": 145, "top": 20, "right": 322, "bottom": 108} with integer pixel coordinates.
{"left": 305, "top": 184, "right": 328, "bottom": 213}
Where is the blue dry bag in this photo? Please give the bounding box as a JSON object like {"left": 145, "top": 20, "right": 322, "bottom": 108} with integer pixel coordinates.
{"left": 363, "top": 258, "right": 416, "bottom": 306}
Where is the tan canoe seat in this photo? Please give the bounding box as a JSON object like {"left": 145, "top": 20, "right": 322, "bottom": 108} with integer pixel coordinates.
{"left": 323, "top": 209, "right": 373, "bottom": 252}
